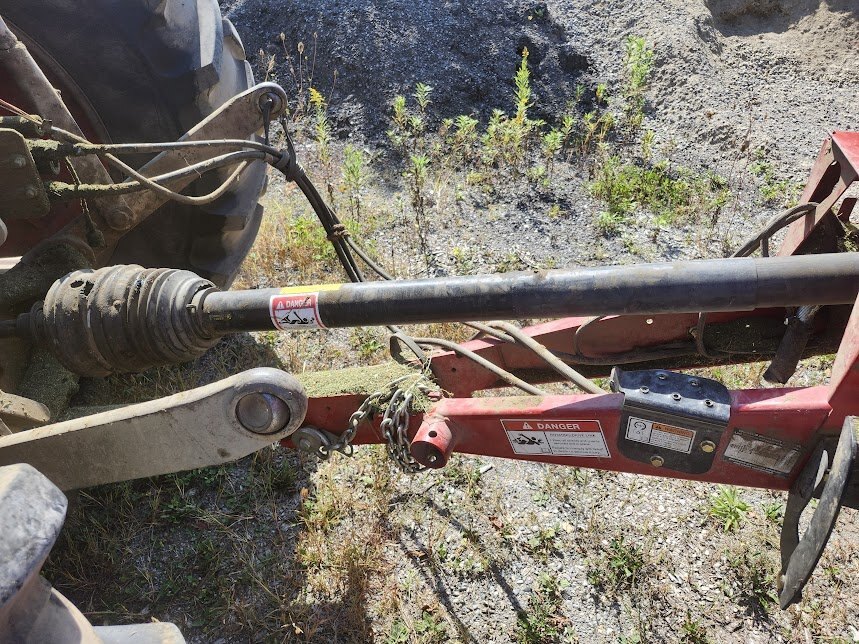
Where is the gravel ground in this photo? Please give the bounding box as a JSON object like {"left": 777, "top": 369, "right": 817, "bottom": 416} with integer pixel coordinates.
{"left": 225, "top": 0, "right": 858, "bottom": 172}
{"left": 224, "top": 0, "right": 859, "bottom": 273}
{"left": 44, "top": 2, "right": 859, "bottom": 643}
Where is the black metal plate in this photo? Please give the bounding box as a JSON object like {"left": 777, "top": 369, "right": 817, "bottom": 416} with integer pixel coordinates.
{"left": 612, "top": 368, "right": 731, "bottom": 474}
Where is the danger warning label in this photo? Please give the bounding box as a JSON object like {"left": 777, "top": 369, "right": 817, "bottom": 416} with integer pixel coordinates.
{"left": 269, "top": 293, "right": 325, "bottom": 329}
{"left": 625, "top": 417, "right": 695, "bottom": 453}
{"left": 501, "top": 419, "right": 609, "bottom": 458}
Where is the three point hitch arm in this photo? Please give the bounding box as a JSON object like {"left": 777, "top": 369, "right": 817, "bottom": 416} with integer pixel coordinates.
{"left": 0, "top": 79, "right": 858, "bottom": 609}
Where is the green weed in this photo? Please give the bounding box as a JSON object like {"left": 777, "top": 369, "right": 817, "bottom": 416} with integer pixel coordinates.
{"left": 515, "top": 574, "right": 571, "bottom": 644}
{"left": 621, "top": 36, "right": 654, "bottom": 136}
{"left": 309, "top": 87, "right": 332, "bottom": 164}
{"left": 542, "top": 129, "right": 564, "bottom": 178}
{"left": 407, "top": 153, "right": 432, "bottom": 268}
{"left": 587, "top": 535, "right": 647, "bottom": 595}
{"left": 342, "top": 145, "right": 368, "bottom": 222}
{"left": 763, "top": 500, "right": 785, "bottom": 526}
{"left": 749, "top": 149, "right": 802, "bottom": 207}
{"left": 525, "top": 524, "right": 560, "bottom": 559}
{"left": 388, "top": 83, "right": 433, "bottom": 154}
{"left": 595, "top": 210, "right": 627, "bottom": 235}
{"left": 589, "top": 155, "right": 728, "bottom": 232}
{"left": 724, "top": 544, "right": 779, "bottom": 613}
{"left": 680, "top": 611, "right": 710, "bottom": 643}
{"left": 708, "top": 486, "right": 750, "bottom": 532}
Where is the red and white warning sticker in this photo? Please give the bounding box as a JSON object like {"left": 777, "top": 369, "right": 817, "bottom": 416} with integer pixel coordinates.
{"left": 625, "top": 416, "right": 695, "bottom": 453}
{"left": 269, "top": 293, "right": 325, "bottom": 329}
{"left": 501, "top": 419, "right": 610, "bottom": 457}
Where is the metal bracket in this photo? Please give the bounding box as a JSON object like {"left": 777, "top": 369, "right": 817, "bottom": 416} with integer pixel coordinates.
{"left": 0, "top": 368, "right": 306, "bottom": 490}
{"left": 116, "top": 82, "right": 287, "bottom": 237}
{"left": 778, "top": 416, "right": 858, "bottom": 608}
{"left": 0, "top": 128, "right": 49, "bottom": 220}
{"left": 611, "top": 368, "right": 731, "bottom": 474}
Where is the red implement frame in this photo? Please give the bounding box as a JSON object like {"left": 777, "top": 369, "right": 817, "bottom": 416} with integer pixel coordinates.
{"left": 287, "top": 132, "right": 859, "bottom": 492}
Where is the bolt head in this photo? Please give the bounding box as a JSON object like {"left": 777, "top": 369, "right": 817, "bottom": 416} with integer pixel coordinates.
{"left": 639, "top": 386, "right": 649, "bottom": 394}
{"left": 23, "top": 185, "right": 37, "bottom": 199}
{"left": 650, "top": 454, "right": 664, "bottom": 467}
{"left": 689, "top": 379, "right": 700, "bottom": 387}
{"left": 672, "top": 393, "right": 682, "bottom": 401}
{"left": 704, "top": 399, "right": 714, "bottom": 407}
{"left": 11, "top": 155, "right": 26, "bottom": 168}
{"left": 107, "top": 207, "right": 135, "bottom": 231}
{"left": 700, "top": 440, "right": 716, "bottom": 453}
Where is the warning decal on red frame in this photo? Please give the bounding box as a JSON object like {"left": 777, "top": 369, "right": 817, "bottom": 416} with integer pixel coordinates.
{"left": 625, "top": 416, "right": 695, "bottom": 454}
{"left": 270, "top": 293, "right": 325, "bottom": 329}
{"left": 501, "top": 419, "right": 610, "bottom": 458}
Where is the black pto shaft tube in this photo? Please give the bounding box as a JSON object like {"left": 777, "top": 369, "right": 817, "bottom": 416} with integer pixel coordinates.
{"left": 202, "top": 253, "right": 859, "bottom": 332}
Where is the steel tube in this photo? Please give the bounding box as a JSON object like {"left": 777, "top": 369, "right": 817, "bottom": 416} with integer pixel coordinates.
{"left": 202, "top": 253, "right": 859, "bottom": 332}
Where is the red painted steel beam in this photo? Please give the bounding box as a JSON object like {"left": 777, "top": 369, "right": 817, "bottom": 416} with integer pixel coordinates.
{"left": 779, "top": 131, "right": 859, "bottom": 257}
{"left": 405, "top": 387, "right": 832, "bottom": 490}
{"left": 291, "top": 385, "right": 834, "bottom": 490}
{"left": 827, "top": 295, "right": 859, "bottom": 430}
{"left": 427, "top": 309, "right": 817, "bottom": 396}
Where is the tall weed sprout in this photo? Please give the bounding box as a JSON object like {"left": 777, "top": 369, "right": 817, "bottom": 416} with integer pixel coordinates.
{"left": 622, "top": 36, "right": 654, "bottom": 136}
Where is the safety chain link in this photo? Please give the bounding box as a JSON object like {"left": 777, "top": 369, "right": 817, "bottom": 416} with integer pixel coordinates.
{"left": 294, "top": 374, "right": 434, "bottom": 473}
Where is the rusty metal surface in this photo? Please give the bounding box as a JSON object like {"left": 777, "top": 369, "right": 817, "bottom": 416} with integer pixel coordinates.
{"left": 0, "top": 368, "right": 307, "bottom": 490}
{"left": 0, "top": 128, "right": 49, "bottom": 220}
{"left": 0, "top": 15, "right": 132, "bottom": 234}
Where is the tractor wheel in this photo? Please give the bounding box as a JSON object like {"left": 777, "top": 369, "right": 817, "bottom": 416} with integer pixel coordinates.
{"left": 0, "top": 0, "right": 265, "bottom": 287}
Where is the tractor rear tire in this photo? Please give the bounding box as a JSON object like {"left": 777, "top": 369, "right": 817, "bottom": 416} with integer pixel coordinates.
{"left": 0, "top": 0, "right": 265, "bottom": 287}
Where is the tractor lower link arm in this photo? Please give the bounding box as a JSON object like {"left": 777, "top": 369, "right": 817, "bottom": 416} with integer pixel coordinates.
{"left": 6, "top": 252, "right": 859, "bottom": 377}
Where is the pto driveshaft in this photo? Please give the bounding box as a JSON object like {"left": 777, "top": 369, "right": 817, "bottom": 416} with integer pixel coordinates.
{"left": 16, "top": 253, "right": 859, "bottom": 376}
{"left": 203, "top": 253, "right": 859, "bottom": 331}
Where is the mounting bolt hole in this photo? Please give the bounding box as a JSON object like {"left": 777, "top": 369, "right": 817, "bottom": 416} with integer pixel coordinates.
{"left": 429, "top": 430, "right": 438, "bottom": 438}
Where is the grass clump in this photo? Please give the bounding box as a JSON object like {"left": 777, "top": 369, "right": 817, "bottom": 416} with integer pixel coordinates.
{"left": 680, "top": 612, "right": 710, "bottom": 643}
{"left": 707, "top": 485, "right": 749, "bottom": 532}
{"left": 749, "top": 148, "right": 802, "bottom": 207}
{"left": 515, "top": 573, "right": 571, "bottom": 644}
{"left": 589, "top": 155, "right": 729, "bottom": 232}
{"left": 587, "top": 534, "right": 648, "bottom": 595}
{"left": 387, "top": 608, "right": 448, "bottom": 644}
{"left": 723, "top": 543, "right": 779, "bottom": 614}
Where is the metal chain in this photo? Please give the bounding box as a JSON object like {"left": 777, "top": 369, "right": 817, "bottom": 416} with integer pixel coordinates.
{"left": 296, "top": 374, "right": 433, "bottom": 473}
